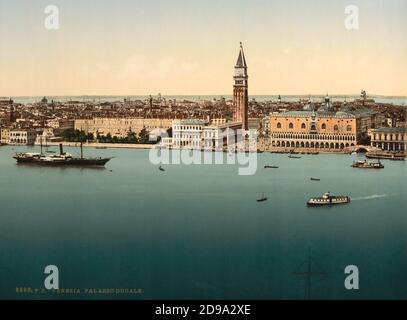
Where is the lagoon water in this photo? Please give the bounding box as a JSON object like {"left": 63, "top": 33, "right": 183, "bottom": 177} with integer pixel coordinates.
{"left": 0, "top": 145, "right": 406, "bottom": 299}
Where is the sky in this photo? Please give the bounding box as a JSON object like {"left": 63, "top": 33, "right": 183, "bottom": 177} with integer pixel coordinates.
{"left": 0, "top": 0, "right": 406, "bottom": 96}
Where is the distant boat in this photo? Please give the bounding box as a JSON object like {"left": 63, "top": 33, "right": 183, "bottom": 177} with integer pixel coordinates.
{"left": 289, "top": 155, "right": 302, "bottom": 159}
{"left": 159, "top": 165, "right": 165, "bottom": 172}
{"left": 366, "top": 152, "right": 405, "bottom": 161}
{"left": 310, "top": 178, "right": 321, "bottom": 181}
{"left": 351, "top": 160, "right": 384, "bottom": 169}
{"left": 257, "top": 194, "right": 268, "bottom": 202}
{"left": 264, "top": 165, "right": 279, "bottom": 169}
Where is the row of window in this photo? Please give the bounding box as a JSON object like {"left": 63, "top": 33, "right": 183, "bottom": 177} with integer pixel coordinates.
{"left": 372, "top": 142, "right": 405, "bottom": 151}
{"left": 174, "top": 125, "right": 203, "bottom": 131}
{"left": 272, "top": 141, "right": 355, "bottom": 149}
{"left": 372, "top": 134, "right": 405, "bottom": 141}
{"left": 276, "top": 123, "right": 352, "bottom": 131}
{"left": 173, "top": 134, "right": 202, "bottom": 139}
{"left": 10, "top": 133, "right": 31, "bottom": 137}
{"left": 8, "top": 138, "right": 35, "bottom": 144}
{"left": 271, "top": 133, "right": 356, "bottom": 141}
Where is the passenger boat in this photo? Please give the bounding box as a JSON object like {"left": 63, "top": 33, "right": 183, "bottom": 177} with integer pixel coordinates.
{"left": 264, "top": 165, "right": 279, "bottom": 169}
{"left": 288, "top": 155, "right": 302, "bottom": 159}
{"left": 351, "top": 160, "right": 384, "bottom": 169}
{"left": 310, "top": 178, "right": 321, "bottom": 181}
{"left": 307, "top": 192, "right": 351, "bottom": 207}
{"left": 366, "top": 152, "right": 405, "bottom": 161}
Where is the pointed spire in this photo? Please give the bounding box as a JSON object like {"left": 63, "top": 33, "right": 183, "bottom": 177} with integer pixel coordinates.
{"left": 236, "top": 42, "right": 247, "bottom": 68}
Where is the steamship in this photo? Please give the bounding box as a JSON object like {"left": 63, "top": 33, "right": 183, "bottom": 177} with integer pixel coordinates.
{"left": 307, "top": 192, "right": 351, "bottom": 207}
{"left": 14, "top": 144, "right": 112, "bottom": 167}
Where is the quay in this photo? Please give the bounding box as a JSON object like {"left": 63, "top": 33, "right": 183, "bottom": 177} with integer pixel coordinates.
{"left": 34, "top": 141, "right": 155, "bottom": 150}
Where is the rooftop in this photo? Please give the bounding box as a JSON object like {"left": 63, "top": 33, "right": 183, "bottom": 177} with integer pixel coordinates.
{"left": 371, "top": 127, "right": 406, "bottom": 133}
{"left": 273, "top": 110, "right": 356, "bottom": 119}
{"left": 174, "top": 119, "right": 209, "bottom": 126}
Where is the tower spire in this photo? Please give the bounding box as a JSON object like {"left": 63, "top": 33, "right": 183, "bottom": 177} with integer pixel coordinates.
{"left": 233, "top": 42, "right": 249, "bottom": 130}
{"left": 236, "top": 42, "right": 247, "bottom": 68}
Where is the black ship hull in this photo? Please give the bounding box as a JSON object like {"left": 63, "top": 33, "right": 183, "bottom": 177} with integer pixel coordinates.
{"left": 14, "top": 157, "right": 111, "bottom": 167}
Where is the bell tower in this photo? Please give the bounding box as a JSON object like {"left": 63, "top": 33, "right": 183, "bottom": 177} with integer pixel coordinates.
{"left": 233, "top": 42, "right": 249, "bottom": 130}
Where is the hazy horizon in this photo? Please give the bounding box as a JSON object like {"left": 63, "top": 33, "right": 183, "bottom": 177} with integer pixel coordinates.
{"left": 1, "top": 0, "right": 406, "bottom": 96}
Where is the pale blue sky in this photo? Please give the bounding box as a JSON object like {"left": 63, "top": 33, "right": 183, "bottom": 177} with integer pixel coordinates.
{"left": 0, "top": 0, "right": 406, "bottom": 95}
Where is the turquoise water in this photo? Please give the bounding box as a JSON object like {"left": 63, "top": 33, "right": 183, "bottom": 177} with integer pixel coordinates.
{"left": 0, "top": 146, "right": 406, "bottom": 300}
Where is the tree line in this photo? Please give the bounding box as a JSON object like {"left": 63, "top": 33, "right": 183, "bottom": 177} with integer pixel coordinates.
{"left": 61, "top": 128, "right": 154, "bottom": 144}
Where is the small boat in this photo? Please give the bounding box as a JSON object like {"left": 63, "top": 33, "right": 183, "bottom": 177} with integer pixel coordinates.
{"left": 288, "top": 155, "right": 302, "bottom": 159}
{"left": 264, "top": 165, "right": 279, "bottom": 169}
{"left": 257, "top": 197, "right": 268, "bottom": 202}
{"left": 351, "top": 160, "right": 384, "bottom": 169}
{"left": 307, "top": 192, "right": 351, "bottom": 207}
{"left": 257, "top": 194, "right": 268, "bottom": 202}
{"left": 95, "top": 146, "right": 107, "bottom": 150}
{"left": 310, "top": 178, "right": 321, "bottom": 181}
{"left": 159, "top": 165, "right": 165, "bottom": 172}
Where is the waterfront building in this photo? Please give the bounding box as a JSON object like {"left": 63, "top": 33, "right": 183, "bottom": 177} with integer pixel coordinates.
{"left": 203, "top": 121, "right": 243, "bottom": 150}
{"left": 75, "top": 118, "right": 173, "bottom": 138}
{"left": 262, "top": 116, "right": 271, "bottom": 135}
{"left": 8, "top": 129, "right": 37, "bottom": 145}
{"left": 352, "top": 108, "right": 385, "bottom": 134}
{"left": 233, "top": 43, "right": 249, "bottom": 131}
{"left": 47, "top": 119, "right": 75, "bottom": 130}
{"left": 0, "top": 128, "right": 10, "bottom": 144}
{"left": 268, "top": 96, "right": 387, "bottom": 151}
{"left": 166, "top": 119, "right": 242, "bottom": 150}
{"left": 269, "top": 97, "right": 358, "bottom": 150}
{"left": 369, "top": 127, "right": 406, "bottom": 152}
{"left": 172, "top": 119, "right": 209, "bottom": 149}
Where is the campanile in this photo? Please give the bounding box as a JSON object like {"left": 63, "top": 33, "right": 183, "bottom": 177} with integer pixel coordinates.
{"left": 233, "top": 42, "right": 249, "bottom": 131}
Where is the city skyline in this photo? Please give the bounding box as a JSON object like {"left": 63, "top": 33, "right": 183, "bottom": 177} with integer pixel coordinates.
{"left": 0, "top": 0, "right": 406, "bottom": 96}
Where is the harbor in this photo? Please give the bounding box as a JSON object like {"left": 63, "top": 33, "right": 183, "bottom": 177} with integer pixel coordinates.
{"left": 0, "top": 145, "right": 405, "bottom": 299}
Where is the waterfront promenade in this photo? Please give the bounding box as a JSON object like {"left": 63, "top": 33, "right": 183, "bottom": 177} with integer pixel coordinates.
{"left": 35, "top": 141, "right": 155, "bottom": 150}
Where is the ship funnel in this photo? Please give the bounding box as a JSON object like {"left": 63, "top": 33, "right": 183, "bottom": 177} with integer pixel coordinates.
{"left": 59, "top": 144, "right": 64, "bottom": 155}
